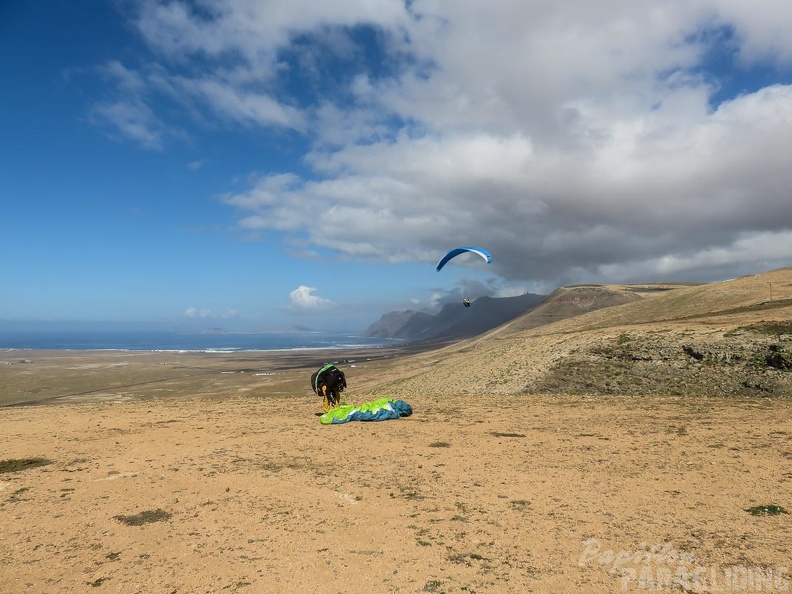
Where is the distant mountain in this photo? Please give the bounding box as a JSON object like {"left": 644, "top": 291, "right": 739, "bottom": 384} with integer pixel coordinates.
{"left": 364, "top": 310, "right": 434, "bottom": 340}
{"left": 198, "top": 327, "right": 228, "bottom": 335}
{"left": 364, "top": 293, "right": 547, "bottom": 343}
{"left": 365, "top": 267, "right": 792, "bottom": 399}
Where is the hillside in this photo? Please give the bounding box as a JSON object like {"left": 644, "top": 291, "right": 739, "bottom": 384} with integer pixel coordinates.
{"left": 493, "top": 283, "right": 680, "bottom": 335}
{"left": 363, "top": 284, "right": 662, "bottom": 344}
{"left": 364, "top": 292, "right": 546, "bottom": 342}
{"left": 356, "top": 268, "right": 792, "bottom": 399}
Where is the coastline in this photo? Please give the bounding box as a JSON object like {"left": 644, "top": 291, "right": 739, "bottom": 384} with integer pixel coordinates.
{"left": 0, "top": 342, "right": 436, "bottom": 408}
{"left": 0, "top": 329, "right": 405, "bottom": 354}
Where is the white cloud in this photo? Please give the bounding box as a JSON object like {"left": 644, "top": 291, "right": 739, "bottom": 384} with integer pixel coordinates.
{"left": 88, "top": 98, "right": 163, "bottom": 150}
{"left": 598, "top": 229, "right": 792, "bottom": 282}
{"left": 102, "top": 1, "right": 792, "bottom": 286}
{"left": 88, "top": 61, "right": 168, "bottom": 150}
{"left": 712, "top": 0, "right": 792, "bottom": 64}
{"left": 134, "top": 0, "right": 408, "bottom": 63}
{"left": 101, "top": 0, "right": 409, "bottom": 144}
{"left": 223, "top": 80, "right": 792, "bottom": 285}
{"left": 288, "top": 285, "right": 335, "bottom": 310}
{"left": 173, "top": 76, "right": 307, "bottom": 130}
{"left": 183, "top": 307, "right": 239, "bottom": 320}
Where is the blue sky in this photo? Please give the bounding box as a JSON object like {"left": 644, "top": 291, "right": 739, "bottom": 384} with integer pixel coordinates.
{"left": 2, "top": 1, "right": 792, "bottom": 333}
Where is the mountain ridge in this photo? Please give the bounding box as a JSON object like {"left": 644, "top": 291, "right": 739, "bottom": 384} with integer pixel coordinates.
{"left": 364, "top": 293, "right": 548, "bottom": 343}
{"left": 355, "top": 267, "right": 792, "bottom": 399}
{"left": 363, "top": 283, "right": 668, "bottom": 343}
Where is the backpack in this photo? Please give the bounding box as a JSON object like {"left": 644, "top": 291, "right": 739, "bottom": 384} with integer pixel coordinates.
{"left": 310, "top": 364, "right": 347, "bottom": 397}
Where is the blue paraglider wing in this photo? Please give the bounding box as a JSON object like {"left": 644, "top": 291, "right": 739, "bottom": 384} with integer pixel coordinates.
{"left": 436, "top": 247, "right": 492, "bottom": 271}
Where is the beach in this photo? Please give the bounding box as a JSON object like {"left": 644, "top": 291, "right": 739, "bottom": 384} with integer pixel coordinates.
{"left": 0, "top": 346, "right": 414, "bottom": 408}
{"left": 1, "top": 349, "right": 790, "bottom": 593}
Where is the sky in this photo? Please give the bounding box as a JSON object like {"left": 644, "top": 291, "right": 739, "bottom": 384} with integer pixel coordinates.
{"left": 2, "top": 0, "right": 792, "bottom": 333}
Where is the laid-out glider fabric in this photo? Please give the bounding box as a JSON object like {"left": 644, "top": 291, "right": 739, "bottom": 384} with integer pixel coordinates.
{"left": 319, "top": 398, "right": 413, "bottom": 425}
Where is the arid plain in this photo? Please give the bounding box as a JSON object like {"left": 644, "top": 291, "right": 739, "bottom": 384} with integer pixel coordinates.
{"left": 1, "top": 269, "right": 791, "bottom": 593}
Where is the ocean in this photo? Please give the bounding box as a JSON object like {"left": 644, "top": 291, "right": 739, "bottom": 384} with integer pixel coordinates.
{"left": 0, "top": 330, "right": 401, "bottom": 353}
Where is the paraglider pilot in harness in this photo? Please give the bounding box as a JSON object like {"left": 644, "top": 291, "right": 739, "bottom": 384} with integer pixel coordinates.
{"left": 311, "top": 363, "right": 347, "bottom": 413}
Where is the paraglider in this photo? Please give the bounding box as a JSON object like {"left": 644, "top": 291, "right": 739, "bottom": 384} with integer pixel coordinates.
{"left": 436, "top": 246, "right": 492, "bottom": 308}
{"left": 311, "top": 364, "right": 347, "bottom": 413}
{"left": 436, "top": 246, "right": 492, "bottom": 272}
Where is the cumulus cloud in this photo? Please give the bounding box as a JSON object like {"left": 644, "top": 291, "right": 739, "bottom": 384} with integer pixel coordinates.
{"left": 103, "top": 1, "right": 792, "bottom": 286}
{"left": 183, "top": 306, "right": 239, "bottom": 320}
{"left": 288, "top": 285, "right": 335, "bottom": 310}
{"left": 184, "top": 307, "right": 211, "bottom": 318}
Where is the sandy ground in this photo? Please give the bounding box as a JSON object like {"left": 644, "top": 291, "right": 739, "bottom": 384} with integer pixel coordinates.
{"left": 1, "top": 350, "right": 790, "bottom": 593}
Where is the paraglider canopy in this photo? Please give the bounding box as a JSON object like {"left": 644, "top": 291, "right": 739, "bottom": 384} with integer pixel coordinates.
{"left": 436, "top": 246, "right": 492, "bottom": 272}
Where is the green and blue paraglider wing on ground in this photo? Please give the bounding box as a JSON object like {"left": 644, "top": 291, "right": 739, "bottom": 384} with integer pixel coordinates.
{"left": 436, "top": 246, "right": 492, "bottom": 272}
{"left": 319, "top": 398, "right": 413, "bottom": 425}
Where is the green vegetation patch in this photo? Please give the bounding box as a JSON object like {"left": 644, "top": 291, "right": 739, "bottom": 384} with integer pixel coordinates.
{"left": 738, "top": 321, "right": 792, "bottom": 336}
{"left": 449, "top": 552, "right": 489, "bottom": 565}
{"left": 745, "top": 504, "right": 789, "bottom": 516}
{"left": 114, "top": 508, "right": 172, "bottom": 526}
{"left": 490, "top": 432, "right": 526, "bottom": 438}
{"left": 428, "top": 441, "right": 451, "bottom": 448}
{"left": 617, "top": 332, "right": 633, "bottom": 344}
{"left": 0, "top": 458, "right": 52, "bottom": 474}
